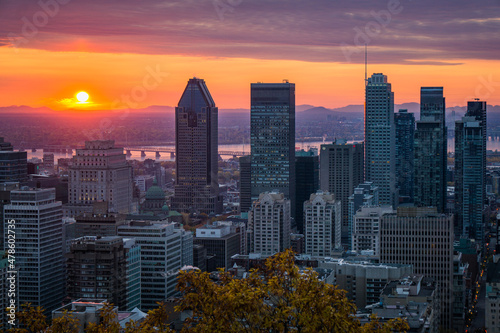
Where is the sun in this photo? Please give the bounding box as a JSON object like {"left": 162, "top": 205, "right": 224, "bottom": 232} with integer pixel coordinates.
{"left": 76, "top": 91, "right": 89, "bottom": 103}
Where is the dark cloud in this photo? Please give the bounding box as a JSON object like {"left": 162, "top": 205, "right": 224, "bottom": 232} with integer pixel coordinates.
{"left": 0, "top": 0, "right": 499, "bottom": 64}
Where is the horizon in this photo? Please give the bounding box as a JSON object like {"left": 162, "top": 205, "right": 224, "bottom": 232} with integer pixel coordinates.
{"left": 1, "top": 1, "right": 499, "bottom": 110}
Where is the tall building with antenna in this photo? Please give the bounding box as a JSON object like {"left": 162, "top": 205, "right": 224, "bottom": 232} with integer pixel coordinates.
{"left": 364, "top": 73, "right": 397, "bottom": 207}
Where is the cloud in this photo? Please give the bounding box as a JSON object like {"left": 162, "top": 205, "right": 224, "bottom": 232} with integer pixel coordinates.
{"left": 0, "top": 0, "right": 499, "bottom": 64}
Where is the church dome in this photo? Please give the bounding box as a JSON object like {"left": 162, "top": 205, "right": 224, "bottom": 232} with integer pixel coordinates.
{"left": 145, "top": 182, "right": 165, "bottom": 201}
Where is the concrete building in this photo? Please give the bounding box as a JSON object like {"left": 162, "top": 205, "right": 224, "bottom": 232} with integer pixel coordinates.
{"left": 250, "top": 82, "right": 296, "bottom": 219}
{"left": 320, "top": 140, "right": 364, "bottom": 245}
{"left": 319, "top": 259, "right": 413, "bottom": 309}
{"left": 360, "top": 275, "right": 439, "bottom": 333}
{"left": 352, "top": 205, "right": 394, "bottom": 256}
{"left": 117, "top": 221, "right": 185, "bottom": 310}
{"left": 455, "top": 101, "right": 487, "bottom": 242}
{"left": 3, "top": 188, "right": 65, "bottom": 314}
{"left": 67, "top": 140, "right": 133, "bottom": 216}
{"left": 395, "top": 109, "right": 415, "bottom": 203}
{"left": 452, "top": 252, "right": 468, "bottom": 331}
{"left": 52, "top": 299, "right": 147, "bottom": 333}
{"left": 0, "top": 251, "right": 9, "bottom": 331}
{"left": 172, "top": 77, "right": 222, "bottom": 214}
{"left": 414, "top": 87, "right": 447, "bottom": 213}
{"left": 74, "top": 202, "right": 126, "bottom": 238}
{"left": 248, "top": 192, "right": 291, "bottom": 256}
{"left": 295, "top": 149, "right": 319, "bottom": 234}
{"left": 380, "top": 206, "right": 455, "bottom": 329}
{"left": 66, "top": 236, "right": 137, "bottom": 310}
{"left": 194, "top": 224, "right": 240, "bottom": 270}
{"left": 364, "top": 73, "right": 397, "bottom": 207}
{"left": 303, "top": 191, "right": 341, "bottom": 256}
{"left": 347, "top": 182, "right": 379, "bottom": 250}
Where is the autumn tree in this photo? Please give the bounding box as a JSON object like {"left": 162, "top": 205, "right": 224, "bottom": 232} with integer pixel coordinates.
{"left": 176, "top": 249, "right": 409, "bottom": 333}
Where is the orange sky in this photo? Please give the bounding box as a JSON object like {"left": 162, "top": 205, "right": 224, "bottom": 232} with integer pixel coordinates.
{"left": 0, "top": 47, "right": 498, "bottom": 110}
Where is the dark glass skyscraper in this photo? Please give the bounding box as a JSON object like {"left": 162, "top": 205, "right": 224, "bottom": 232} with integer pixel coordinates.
{"left": 364, "top": 73, "right": 396, "bottom": 207}
{"left": 395, "top": 109, "right": 415, "bottom": 203}
{"left": 239, "top": 155, "right": 251, "bottom": 214}
{"left": 295, "top": 149, "right": 319, "bottom": 234}
{"left": 172, "top": 78, "right": 222, "bottom": 214}
{"left": 455, "top": 101, "right": 487, "bottom": 242}
{"left": 0, "top": 137, "right": 27, "bottom": 184}
{"left": 414, "top": 87, "right": 447, "bottom": 213}
{"left": 250, "top": 82, "right": 295, "bottom": 219}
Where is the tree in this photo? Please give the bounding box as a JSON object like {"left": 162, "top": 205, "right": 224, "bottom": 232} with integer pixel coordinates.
{"left": 176, "top": 249, "right": 409, "bottom": 332}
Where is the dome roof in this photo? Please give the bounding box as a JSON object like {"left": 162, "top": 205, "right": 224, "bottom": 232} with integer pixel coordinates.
{"left": 145, "top": 184, "right": 165, "bottom": 201}
{"left": 162, "top": 204, "right": 170, "bottom": 212}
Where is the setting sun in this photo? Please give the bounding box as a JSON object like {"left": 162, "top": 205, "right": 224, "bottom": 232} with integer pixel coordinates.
{"left": 76, "top": 91, "right": 89, "bottom": 103}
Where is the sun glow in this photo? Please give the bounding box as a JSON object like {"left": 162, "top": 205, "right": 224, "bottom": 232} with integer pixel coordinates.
{"left": 76, "top": 91, "right": 89, "bottom": 103}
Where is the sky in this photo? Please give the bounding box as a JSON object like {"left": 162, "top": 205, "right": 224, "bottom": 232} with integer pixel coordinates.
{"left": 0, "top": 0, "right": 499, "bottom": 110}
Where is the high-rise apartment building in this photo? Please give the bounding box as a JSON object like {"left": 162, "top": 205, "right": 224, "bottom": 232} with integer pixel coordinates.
{"left": 117, "top": 221, "right": 191, "bottom": 310}
{"left": 395, "top": 109, "right": 415, "bottom": 203}
{"left": 320, "top": 140, "right": 364, "bottom": 245}
{"left": 351, "top": 205, "right": 393, "bottom": 256}
{"left": 172, "top": 78, "right": 222, "bottom": 215}
{"left": 250, "top": 82, "right": 295, "bottom": 219}
{"left": 0, "top": 137, "right": 27, "bottom": 184}
{"left": 295, "top": 149, "right": 319, "bottom": 233}
{"left": 67, "top": 140, "right": 133, "bottom": 217}
{"left": 303, "top": 191, "right": 341, "bottom": 256}
{"left": 3, "top": 188, "right": 65, "bottom": 314}
{"left": 347, "top": 182, "right": 378, "bottom": 250}
{"left": 380, "top": 206, "right": 455, "bottom": 329}
{"left": 455, "top": 101, "right": 487, "bottom": 242}
{"left": 66, "top": 236, "right": 129, "bottom": 310}
{"left": 364, "top": 73, "right": 396, "bottom": 207}
{"left": 414, "top": 87, "right": 447, "bottom": 213}
{"left": 248, "top": 192, "right": 291, "bottom": 255}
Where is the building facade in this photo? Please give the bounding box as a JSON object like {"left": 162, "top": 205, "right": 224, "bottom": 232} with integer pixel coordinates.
{"left": 3, "top": 188, "right": 65, "bottom": 314}
{"left": 352, "top": 205, "right": 394, "bottom": 256}
{"left": 172, "top": 77, "right": 222, "bottom": 215}
{"left": 0, "top": 137, "right": 27, "bottom": 184}
{"left": 347, "top": 182, "right": 379, "bottom": 250}
{"left": 320, "top": 140, "right": 364, "bottom": 246}
{"left": 248, "top": 192, "right": 291, "bottom": 255}
{"left": 395, "top": 109, "right": 415, "bottom": 203}
{"left": 194, "top": 225, "right": 240, "bottom": 269}
{"left": 239, "top": 155, "right": 252, "bottom": 214}
{"left": 250, "top": 82, "right": 295, "bottom": 219}
{"left": 455, "top": 101, "right": 487, "bottom": 242}
{"left": 414, "top": 87, "right": 447, "bottom": 213}
{"left": 68, "top": 140, "right": 133, "bottom": 216}
{"left": 364, "top": 73, "right": 396, "bottom": 207}
{"left": 304, "top": 191, "right": 341, "bottom": 256}
{"left": 295, "top": 149, "right": 319, "bottom": 234}
{"left": 380, "top": 206, "right": 455, "bottom": 329}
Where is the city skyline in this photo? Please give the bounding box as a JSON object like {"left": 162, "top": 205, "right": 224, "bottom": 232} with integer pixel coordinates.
{"left": 0, "top": 1, "right": 499, "bottom": 109}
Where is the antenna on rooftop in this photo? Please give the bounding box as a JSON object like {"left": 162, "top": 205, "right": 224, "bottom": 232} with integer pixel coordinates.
{"left": 364, "top": 44, "right": 368, "bottom": 86}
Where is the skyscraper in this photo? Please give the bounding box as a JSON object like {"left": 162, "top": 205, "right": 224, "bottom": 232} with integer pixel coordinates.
{"left": 4, "top": 188, "right": 65, "bottom": 314}
{"left": 303, "top": 191, "right": 341, "bottom": 256}
{"left": 380, "top": 206, "right": 454, "bottom": 329}
{"left": 172, "top": 78, "right": 222, "bottom": 214}
{"left": 248, "top": 191, "right": 291, "bottom": 255}
{"left": 250, "top": 82, "right": 295, "bottom": 219}
{"left": 364, "top": 73, "right": 396, "bottom": 207}
{"left": 67, "top": 140, "right": 133, "bottom": 217}
{"left": 0, "top": 137, "right": 27, "bottom": 184}
{"left": 414, "top": 87, "right": 447, "bottom": 213}
{"left": 320, "top": 140, "right": 364, "bottom": 245}
{"left": 295, "top": 149, "right": 319, "bottom": 234}
{"left": 455, "top": 101, "right": 487, "bottom": 242}
{"left": 395, "top": 109, "right": 415, "bottom": 203}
